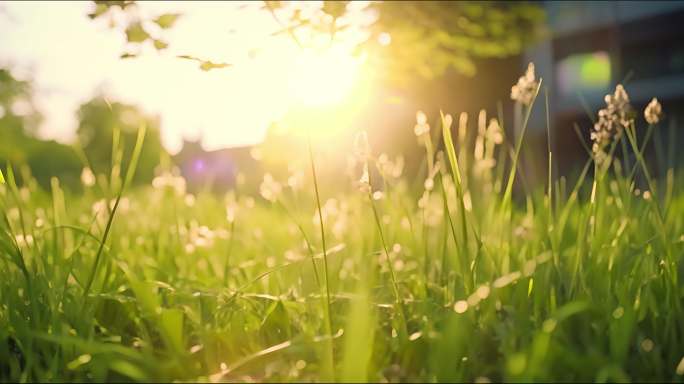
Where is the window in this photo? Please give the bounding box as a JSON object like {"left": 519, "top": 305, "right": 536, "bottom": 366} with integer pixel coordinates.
{"left": 556, "top": 51, "right": 612, "bottom": 97}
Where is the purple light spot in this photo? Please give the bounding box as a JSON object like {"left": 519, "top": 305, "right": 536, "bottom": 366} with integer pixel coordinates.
{"left": 193, "top": 159, "right": 206, "bottom": 172}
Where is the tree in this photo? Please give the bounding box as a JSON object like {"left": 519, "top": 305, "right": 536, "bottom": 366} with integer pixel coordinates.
{"left": 86, "top": 1, "right": 545, "bottom": 84}
{"left": 76, "top": 96, "right": 165, "bottom": 184}
{"left": 361, "top": 2, "right": 545, "bottom": 85}
{"left": 0, "top": 68, "right": 41, "bottom": 135}
{"left": 0, "top": 67, "right": 82, "bottom": 190}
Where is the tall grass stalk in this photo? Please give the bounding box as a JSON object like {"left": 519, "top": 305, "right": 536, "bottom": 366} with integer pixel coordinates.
{"left": 440, "top": 111, "right": 474, "bottom": 293}
{"left": 305, "top": 130, "right": 335, "bottom": 381}
{"left": 81, "top": 124, "right": 146, "bottom": 306}
{"left": 365, "top": 175, "right": 408, "bottom": 338}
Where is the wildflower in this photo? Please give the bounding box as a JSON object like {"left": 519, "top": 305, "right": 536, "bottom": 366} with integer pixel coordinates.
{"left": 152, "top": 169, "right": 187, "bottom": 196}
{"left": 259, "top": 173, "right": 282, "bottom": 202}
{"left": 236, "top": 172, "right": 246, "bottom": 186}
{"left": 354, "top": 131, "right": 372, "bottom": 193}
{"left": 511, "top": 62, "right": 539, "bottom": 106}
{"left": 358, "top": 162, "right": 371, "bottom": 194}
{"left": 80, "top": 167, "right": 95, "bottom": 187}
{"left": 14, "top": 234, "right": 34, "bottom": 247}
{"left": 641, "top": 338, "right": 654, "bottom": 352}
{"left": 377, "top": 153, "right": 404, "bottom": 180}
{"left": 353, "top": 131, "right": 371, "bottom": 160}
{"left": 184, "top": 194, "right": 196, "bottom": 207}
{"left": 226, "top": 203, "right": 237, "bottom": 223}
{"left": 250, "top": 147, "right": 262, "bottom": 161}
{"left": 486, "top": 118, "right": 503, "bottom": 144}
{"left": 458, "top": 112, "right": 468, "bottom": 144}
{"left": 91, "top": 199, "right": 107, "bottom": 215}
{"left": 591, "top": 84, "right": 634, "bottom": 165}
{"left": 423, "top": 154, "right": 441, "bottom": 192}
{"left": 313, "top": 198, "right": 350, "bottom": 239}
{"left": 677, "top": 356, "right": 684, "bottom": 375}
{"left": 184, "top": 221, "right": 216, "bottom": 253}
{"left": 92, "top": 198, "right": 129, "bottom": 215}
{"left": 424, "top": 177, "right": 434, "bottom": 191}
{"left": 644, "top": 97, "right": 662, "bottom": 125}
{"left": 287, "top": 167, "right": 305, "bottom": 191}
{"left": 474, "top": 110, "right": 487, "bottom": 161}
{"left": 454, "top": 300, "right": 468, "bottom": 314}
{"left": 414, "top": 110, "right": 430, "bottom": 137}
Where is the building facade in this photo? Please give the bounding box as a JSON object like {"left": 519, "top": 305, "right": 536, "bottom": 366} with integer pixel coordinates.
{"left": 525, "top": 1, "right": 684, "bottom": 174}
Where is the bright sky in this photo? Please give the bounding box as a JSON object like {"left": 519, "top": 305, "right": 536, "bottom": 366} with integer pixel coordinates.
{"left": 0, "top": 1, "right": 375, "bottom": 153}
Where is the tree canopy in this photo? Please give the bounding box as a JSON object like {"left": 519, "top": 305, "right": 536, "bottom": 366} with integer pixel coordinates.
{"left": 76, "top": 96, "right": 165, "bottom": 184}
{"left": 87, "top": 1, "right": 545, "bottom": 85}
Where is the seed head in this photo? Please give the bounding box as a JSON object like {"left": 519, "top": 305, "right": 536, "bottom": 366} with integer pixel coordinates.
{"left": 358, "top": 162, "right": 371, "bottom": 194}
{"left": 353, "top": 131, "right": 371, "bottom": 160}
{"left": 591, "top": 84, "right": 634, "bottom": 165}
{"left": 644, "top": 97, "right": 662, "bottom": 125}
{"left": 414, "top": 110, "right": 430, "bottom": 137}
{"left": 152, "top": 169, "right": 187, "bottom": 196}
{"left": 226, "top": 203, "right": 237, "bottom": 223}
{"left": 424, "top": 177, "right": 434, "bottom": 191}
{"left": 259, "top": 173, "right": 282, "bottom": 202}
{"left": 486, "top": 118, "right": 503, "bottom": 144}
{"left": 80, "top": 167, "right": 96, "bottom": 187}
{"left": 511, "top": 62, "right": 538, "bottom": 106}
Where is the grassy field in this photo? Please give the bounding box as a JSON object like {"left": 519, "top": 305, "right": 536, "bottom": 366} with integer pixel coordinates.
{"left": 1, "top": 75, "right": 683, "bottom": 382}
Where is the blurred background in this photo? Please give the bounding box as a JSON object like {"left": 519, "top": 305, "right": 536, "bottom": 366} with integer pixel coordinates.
{"left": 0, "top": 1, "right": 682, "bottom": 193}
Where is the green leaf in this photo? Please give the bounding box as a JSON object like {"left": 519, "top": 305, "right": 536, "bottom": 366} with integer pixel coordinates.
{"left": 108, "top": 359, "right": 148, "bottom": 381}
{"left": 153, "top": 39, "right": 168, "bottom": 50}
{"left": 159, "top": 308, "right": 184, "bottom": 353}
{"left": 154, "top": 13, "right": 180, "bottom": 29}
{"left": 177, "top": 55, "right": 232, "bottom": 72}
{"left": 88, "top": 3, "right": 109, "bottom": 19}
{"left": 129, "top": 280, "right": 160, "bottom": 316}
{"left": 125, "top": 23, "right": 150, "bottom": 44}
{"left": 0, "top": 169, "right": 4, "bottom": 184}
{"left": 263, "top": 1, "right": 282, "bottom": 11}
{"left": 261, "top": 300, "right": 291, "bottom": 344}
{"left": 322, "top": 1, "right": 349, "bottom": 19}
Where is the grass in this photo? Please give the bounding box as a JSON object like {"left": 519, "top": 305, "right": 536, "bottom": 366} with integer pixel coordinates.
{"left": 1, "top": 81, "right": 684, "bottom": 383}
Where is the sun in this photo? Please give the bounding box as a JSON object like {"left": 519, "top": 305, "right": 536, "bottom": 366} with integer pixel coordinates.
{"left": 287, "top": 47, "right": 364, "bottom": 108}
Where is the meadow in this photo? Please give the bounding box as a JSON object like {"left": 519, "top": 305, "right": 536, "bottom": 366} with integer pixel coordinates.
{"left": 1, "top": 66, "right": 683, "bottom": 382}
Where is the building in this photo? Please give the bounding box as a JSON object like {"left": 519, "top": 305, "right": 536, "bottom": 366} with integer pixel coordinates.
{"left": 524, "top": 1, "right": 684, "bottom": 175}
{"left": 173, "top": 138, "right": 259, "bottom": 193}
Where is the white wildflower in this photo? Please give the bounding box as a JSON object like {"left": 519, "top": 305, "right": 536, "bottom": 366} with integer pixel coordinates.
{"left": 486, "top": 118, "right": 503, "bottom": 144}
{"left": 184, "top": 194, "right": 196, "bottom": 207}
{"left": 353, "top": 131, "right": 371, "bottom": 160}
{"left": 511, "top": 62, "right": 539, "bottom": 106}
{"left": 414, "top": 110, "right": 430, "bottom": 137}
{"left": 226, "top": 203, "right": 237, "bottom": 224}
{"left": 424, "top": 177, "right": 434, "bottom": 192}
{"left": 152, "top": 169, "right": 186, "bottom": 196}
{"left": 591, "top": 84, "right": 634, "bottom": 165}
{"left": 358, "top": 162, "right": 371, "bottom": 194}
{"left": 354, "top": 131, "right": 372, "bottom": 193}
{"left": 377, "top": 153, "right": 404, "bottom": 180}
{"left": 287, "top": 168, "right": 305, "bottom": 191}
{"left": 80, "top": 167, "right": 96, "bottom": 187}
{"left": 259, "top": 173, "right": 282, "bottom": 203}
{"left": 14, "top": 234, "right": 34, "bottom": 247}
{"left": 644, "top": 97, "right": 662, "bottom": 125}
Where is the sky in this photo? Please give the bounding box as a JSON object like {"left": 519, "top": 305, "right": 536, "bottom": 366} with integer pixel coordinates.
{"left": 0, "top": 1, "right": 374, "bottom": 153}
